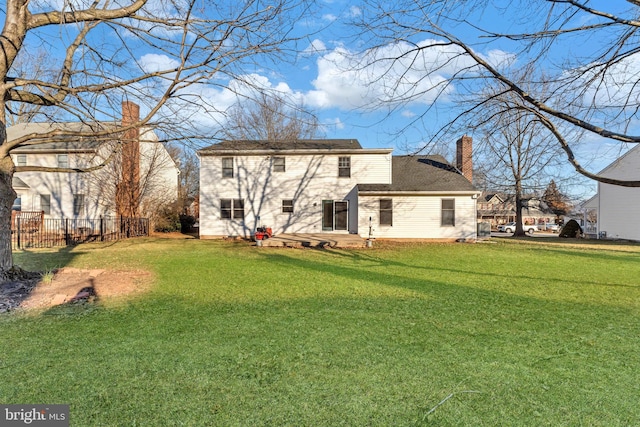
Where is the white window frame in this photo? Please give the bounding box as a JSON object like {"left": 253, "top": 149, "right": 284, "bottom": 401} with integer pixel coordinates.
{"left": 273, "top": 157, "right": 286, "bottom": 173}
{"left": 57, "top": 154, "right": 69, "bottom": 168}
{"left": 282, "top": 199, "right": 294, "bottom": 213}
{"left": 441, "top": 199, "right": 455, "bottom": 227}
{"left": 222, "top": 157, "right": 234, "bottom": 178}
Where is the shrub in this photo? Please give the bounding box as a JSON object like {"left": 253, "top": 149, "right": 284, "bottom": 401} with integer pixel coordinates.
{"left": 559, "top": 219, "right": 583, "bottom": 238}
{"left": 179, "top": 214, "right": 196, "bottom": 233}
{"left": 153, "top": 206, "right": 181, "bottom": 232}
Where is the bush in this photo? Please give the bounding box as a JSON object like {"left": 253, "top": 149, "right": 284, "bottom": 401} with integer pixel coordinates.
{"left": 179, "top": 214, "right": 196, "bottom": 233}
{"left": 153, "top": 207, "right": 181, "bottom": 232}
{"left": 559, "top": 219, "right": 583, "bottom": 238}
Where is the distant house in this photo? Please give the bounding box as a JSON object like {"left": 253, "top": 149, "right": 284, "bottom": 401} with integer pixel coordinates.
{"left": 198, "top": 136, "right": 480, "bottom": 240}
{"left": 477, "top": 193, "right": 513, "bottom": 226}
{"left": 477, "top": 192, "right": 557, "bottom": 228}
{"left": 587, "top": 144, "right": 640, "bottom": 241}
{"left": 8, "top": 102, "right": 179, "bottom": 220}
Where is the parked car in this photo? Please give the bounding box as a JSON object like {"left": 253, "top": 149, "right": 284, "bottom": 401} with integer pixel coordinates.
{"left": 544, "top": 223, "right": 559, "bottom": 233}
{"left": 497, "top": 222, "right": 538, "bottom": 234}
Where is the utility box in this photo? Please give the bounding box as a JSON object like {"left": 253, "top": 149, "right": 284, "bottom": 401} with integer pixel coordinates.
{"left": 477, "top": 222, "right": 491, "bottom": 239}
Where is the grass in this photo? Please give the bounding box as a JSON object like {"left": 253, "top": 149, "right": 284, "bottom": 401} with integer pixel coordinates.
{"left": 2, "top": 237, "right": 640, "bottom": 426}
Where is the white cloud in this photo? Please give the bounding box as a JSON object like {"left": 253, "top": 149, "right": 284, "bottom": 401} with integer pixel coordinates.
{"left": 303, "top": 39, "right": 475, "bottom": 110}
{"left": 347, "top": 6, "right": 361, "bottom": 17}
{"left": 302, "top": 39, "right": 328, "bottom": 56}
{"left": 483, "top": 49, "right": 517, "bottom": 68}
{"left": 139, "top": 54, "right": 180, "bottom": 73}
{"left": 322, "top": 13, "right": 338, "bottom": 22}
{"left": 323, "top": 117, "right": 345, "bottom": 131}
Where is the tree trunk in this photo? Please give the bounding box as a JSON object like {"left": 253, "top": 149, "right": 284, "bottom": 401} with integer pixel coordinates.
{"left": 0, "top": 152, "right": 16, "bottom": 272}
{"left": 514, "top": 181, "right": 526, "bottom": 237}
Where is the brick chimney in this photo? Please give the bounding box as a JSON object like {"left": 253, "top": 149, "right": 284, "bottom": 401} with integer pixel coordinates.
{"left": 116, "top": 101, "right": 141, "bottom": 217}
{"left": 456, "top": 135, "right": 473, "bottom": 183}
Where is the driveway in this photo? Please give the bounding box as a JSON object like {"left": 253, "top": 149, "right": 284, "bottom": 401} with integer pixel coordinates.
{"left": 492, "top": 231, "right": 557, "bottom": 238}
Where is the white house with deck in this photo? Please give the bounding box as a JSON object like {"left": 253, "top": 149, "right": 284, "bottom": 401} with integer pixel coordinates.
{"left": 198, "top": 137, "right": 480, "bottom": 240}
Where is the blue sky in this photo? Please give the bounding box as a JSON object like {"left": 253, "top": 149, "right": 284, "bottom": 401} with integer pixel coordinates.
{"left": 16, "top": 0, "right": 638, "bottom": 199}
{"left": 225, "top": 0, "right": 634, "bottom": 200}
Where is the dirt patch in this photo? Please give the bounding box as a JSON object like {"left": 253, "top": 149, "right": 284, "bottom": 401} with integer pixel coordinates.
{"left": 1, "top": 268, "right": 152, "bottom": 312}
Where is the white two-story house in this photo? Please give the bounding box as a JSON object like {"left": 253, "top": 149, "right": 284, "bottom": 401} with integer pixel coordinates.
{"left": 8, "top": 102, "right": 179, "bottom": 220}
{"left": 198, "top": 137, "right": 480, "bottom": 240}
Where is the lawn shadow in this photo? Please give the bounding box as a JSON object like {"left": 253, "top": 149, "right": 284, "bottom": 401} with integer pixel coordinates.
{"left": 252, "top": 246, "right": 640, "bottom": 306}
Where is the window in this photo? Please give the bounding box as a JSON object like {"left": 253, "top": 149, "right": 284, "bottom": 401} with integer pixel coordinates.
{"left": 338, "top": 156, "right": 351, "bottom": 178}
{"left": 273, "top": 157, "right": 286, "bottom": 172}
{"left": 379, "top": 199, "right": 393, "bottom": 226}
{"left": 220, "top": 199, "right": 244, "bottom": 220}
{"left": 16, "top": 154, "right": 26, "bottom": 167}
{"left": 40, "top": 195, "right": 51, "bottom": 215}
{"left": 282, "top": 199, "right": 294, "bottom": 213}
{"left": 233, "top": 199, "right": 244, "bottom": 219}
{"left": 73, "top": 194, "right": 84, "bottom": 216}
{"left": 12, "top": 195, "right": 21, "bottom": 211}
{"left": 222, "top": 157, "right": 234, "bottom": 178}
{"left": 57, "top": 154, "right": 69, "bottom": 168}
{"left": 441, "top": 199, "right": 455, "bottom": 227}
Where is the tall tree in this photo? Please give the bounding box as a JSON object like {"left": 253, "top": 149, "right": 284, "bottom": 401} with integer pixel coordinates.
{"left": 349, "top": 0, "right": 640, "bottom": 187}
{"left": 224, "top": 92, "right": 321, "bottom": 141}
{"left": 0, "top": 0, "right": 309, "bottom": 273}
{"left": 472, "top": 88, "right": 563, "bottom": 236}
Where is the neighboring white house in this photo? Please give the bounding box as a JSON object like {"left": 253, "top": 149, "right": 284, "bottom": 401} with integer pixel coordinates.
{"left": 589, "top": 144, "right": 640, "bottom": 241}
{"left": 8, "top": 102, "right": 179, "bottom": 219}
{"left": 198, "top": 137, "right": 480, "bottom": 240}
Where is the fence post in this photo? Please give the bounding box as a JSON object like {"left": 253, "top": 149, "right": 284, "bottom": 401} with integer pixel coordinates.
{"left": 65, "top": 218, "right": 70, "bottom": 246}
{"left": 16, "top": 217, "right": 21, "bottom": 249}
{"left": 100, "top": 216, "right": 104, "bottom": 241}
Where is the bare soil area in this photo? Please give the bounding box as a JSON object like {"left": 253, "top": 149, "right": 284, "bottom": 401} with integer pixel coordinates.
{"left": 1, "top": 268, "right": 152, "bottom": 312}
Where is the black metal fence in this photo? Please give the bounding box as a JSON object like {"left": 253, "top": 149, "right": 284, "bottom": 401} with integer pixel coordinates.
{"left": 11, "top": 214, "right": 149, "bottom": 249}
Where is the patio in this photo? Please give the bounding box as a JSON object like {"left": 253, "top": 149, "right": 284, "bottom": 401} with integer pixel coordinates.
{"left": 255, "top": 233, "right": 367, "bottom": 248}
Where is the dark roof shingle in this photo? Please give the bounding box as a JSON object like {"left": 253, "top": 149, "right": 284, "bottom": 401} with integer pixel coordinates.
{"left": 199, "top": 139, "right": 363, "bottom": 153}
{"left": 359, "top": 155, "right": 476, "bottom": 193}
{"left": 7, "top": 122, "right": 116, "bottom": 152}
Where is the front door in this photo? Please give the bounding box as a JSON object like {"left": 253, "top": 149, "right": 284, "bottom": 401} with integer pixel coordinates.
{"left": 322, "top": 200, "right": 348, "bottom": 231}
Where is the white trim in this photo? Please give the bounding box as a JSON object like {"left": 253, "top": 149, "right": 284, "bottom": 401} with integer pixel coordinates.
{"left": 359, "top": 190, "right": 481, "bottom": 197}
{"left": 199, "top": 148, "right": 394, "bottom": 156}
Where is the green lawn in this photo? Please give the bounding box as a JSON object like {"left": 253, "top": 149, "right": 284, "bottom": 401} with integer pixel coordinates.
{"left": 3, "top": 237, "right": 640, "bottom": 426}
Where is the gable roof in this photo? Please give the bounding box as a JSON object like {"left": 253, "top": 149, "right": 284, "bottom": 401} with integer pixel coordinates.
{"left": 482, "top": 192, "right": 506, "bottom": 203}
{"left": 7, "top": 122, "right": 125, "bottom": 153}
{"left": 597, "top": 143, "right": 640, "bottom": 177}
{"left": 358, "top": 155, "right": 477, "bottom": 193}
{"left": 198, "top": 139, "right": 372, "bottom": 155}
{"left": 12, "top": 177, "right": 29, "bottom": 189}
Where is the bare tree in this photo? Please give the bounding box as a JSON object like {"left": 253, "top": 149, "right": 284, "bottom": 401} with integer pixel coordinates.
{"left": 86, "top": 128, "right": 180, "bottom": 222}
{"left": 223, "top": 92, "right": 322, "bottom": 141}
{"left": 0, "top": 0, "right": 310, "bottom": 272}
{"left": 168, "top": 145, "right": 199, "bottom": 216}
{"left": 473, "top": 91, "right": 562, "bottom": 235}
{"left": 348, "top": 0, "right": 640, "bottom": 186}
{"left": 5, "top": 49, "right": 59, "bottom": 126}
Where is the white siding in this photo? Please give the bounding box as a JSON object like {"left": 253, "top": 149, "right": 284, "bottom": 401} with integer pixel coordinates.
{"left": 358, "top": 194, "right": 478, "bottom": 239}
{"left": 597, "top": 145, "right": 640, "bottom": 241}
{"left": 11, "top": 128, "right": 178, "bottom": 219}
{"left": 199, "top": 151, "right": 391, "bottom": 237}
{"left": 598, "top": 183, "right": 640, "bottom": 240}
{"left": 13, "top": 166, "right": 97, "bottom": 218}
